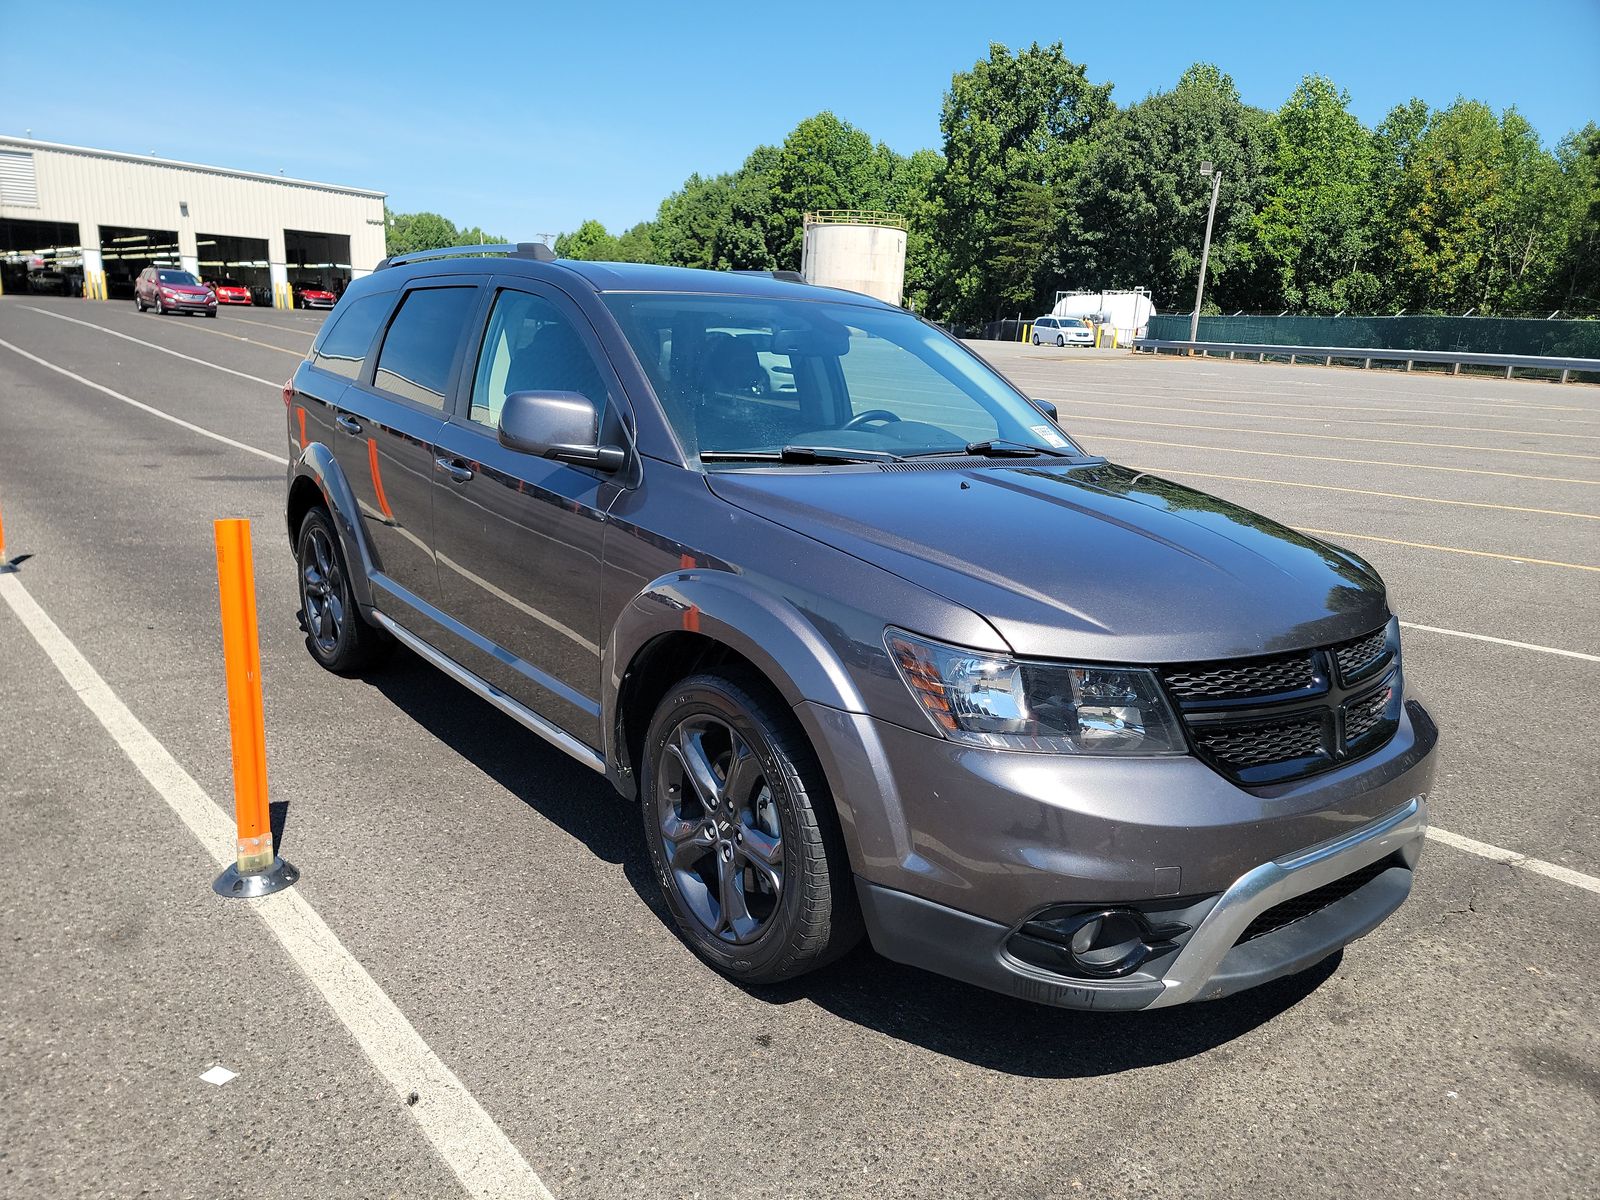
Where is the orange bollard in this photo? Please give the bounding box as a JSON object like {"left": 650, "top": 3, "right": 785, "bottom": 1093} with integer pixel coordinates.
{"left": 212, "top": 518, "right": 298, "bottom": 898}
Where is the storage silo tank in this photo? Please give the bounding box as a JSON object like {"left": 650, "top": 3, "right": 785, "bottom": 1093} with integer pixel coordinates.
{"left": 800, "top": 210, "right": 908, "bottom": 306}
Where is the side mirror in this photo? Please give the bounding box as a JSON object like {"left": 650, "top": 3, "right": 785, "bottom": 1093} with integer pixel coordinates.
{"left": 497, "top": 390, "right": 626, "bottom": 472}
{"left": 1034, "top": 399, "right": 1059, "bottom": 422}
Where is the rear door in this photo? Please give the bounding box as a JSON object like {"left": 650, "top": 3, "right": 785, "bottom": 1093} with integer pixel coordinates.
{"left": 426, "top": 278, "right": 629, "bottom": 745}
{"left": 331, "top": 279, "right": 481, "bottom": 624}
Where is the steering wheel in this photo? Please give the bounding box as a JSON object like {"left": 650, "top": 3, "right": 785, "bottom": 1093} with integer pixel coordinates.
{"left": 842, "top": 409, "right": 902, "bottom": 431}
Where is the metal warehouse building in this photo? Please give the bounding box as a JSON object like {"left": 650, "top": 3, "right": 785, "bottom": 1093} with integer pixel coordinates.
{"left": 0, "top": 136, "right": 386, "bottom": 307}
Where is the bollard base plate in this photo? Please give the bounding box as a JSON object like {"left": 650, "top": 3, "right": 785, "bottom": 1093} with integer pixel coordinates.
{"left": 213, "top": 856, "right": 299, "bottom": 898}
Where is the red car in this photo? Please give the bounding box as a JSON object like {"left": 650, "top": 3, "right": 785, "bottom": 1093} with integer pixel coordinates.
{"left": 294, "top": 284, "right": 337, "bottom": 309}
{"left": 134, "top": 267, "right": 217, "bottom": 317}
{"left": 207, "top": 278, "right": 253, "bottom": 305}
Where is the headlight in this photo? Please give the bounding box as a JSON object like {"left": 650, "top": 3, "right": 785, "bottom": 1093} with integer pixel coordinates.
{"left": 885, "top": 628, "right": 1187, "bottom": 755}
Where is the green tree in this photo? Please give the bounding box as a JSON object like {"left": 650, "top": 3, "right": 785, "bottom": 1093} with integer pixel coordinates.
{"left": 1063, "top": 63, "right": 1273, "bottom": 315}
{"left": 1550, "top": 124, "right": 1600, "bottom": 311}
{"left": 612, "top": 221, "right": 659, "bottom": 264}
{"left": 385, "top": 210, "right": 458, "bottom": 256}
{"left": 770, "top": 112, "right": 888, "bottom": 266}
{"left": 988, "top": 180, "right": 1057, "bottom": 312}
{"left": 884, "top": 147, "right": 946, "bottom": 313}
{"left": 938, "top": 42, "right": 1113, "bottom": 322}
{"left": 1390, "top": 100, "right": 1569, "bottom": 312}
{"left": 384, "top": 209, "right": 503, "bottom": 257}
{"left": 554, "top": 219, "right": 619, "bottom": 260}
{"left": 1253, "top": 76, "right": 1380, "bottom": 312}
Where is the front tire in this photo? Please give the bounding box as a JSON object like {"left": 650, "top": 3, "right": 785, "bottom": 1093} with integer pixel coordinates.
{"left": 1055, "top": 334, "right": 1065, "bottom": 347}
{"left": 641, "top": 671, "right": 861, "bottom": 985}
{"left": 295, "top": 507, "right": 391, "bottom": 674}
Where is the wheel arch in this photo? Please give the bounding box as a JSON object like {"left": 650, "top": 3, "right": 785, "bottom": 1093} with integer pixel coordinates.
{"left": 286, "top": 444, "right": 377, "bottom": 609}
{"left": 604, "top": 572, "right": 867, "bottom": 800}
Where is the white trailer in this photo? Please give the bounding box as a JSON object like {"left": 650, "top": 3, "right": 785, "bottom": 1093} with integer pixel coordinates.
{"left": 1052, "top": 288, "right": 1157, "bottom": 343}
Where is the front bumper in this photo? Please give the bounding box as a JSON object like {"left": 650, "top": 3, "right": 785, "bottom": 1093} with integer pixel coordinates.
{"left": 858, "top": 793, "right": 1428, "bottom": 1011}
{"left": 797, "top": 695, "right": 1438, "bottom": 1009}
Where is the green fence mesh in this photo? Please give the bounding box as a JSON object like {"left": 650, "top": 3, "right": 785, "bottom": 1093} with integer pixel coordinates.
{"left": 1144, "top": 314, "right": 1600, "bottom": 359}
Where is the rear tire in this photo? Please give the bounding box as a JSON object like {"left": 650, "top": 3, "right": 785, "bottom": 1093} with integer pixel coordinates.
{"left": 641, "top": 670, "right": 861, "bottom": 985}
{"left": 136, "top": 296, "right": 146, "bottom": 312}
{"left": 1031, "top": 334, "right": 1040, "bottom": 345}
{"left": 295, "top": 507, "right": 392, "bottom": 675}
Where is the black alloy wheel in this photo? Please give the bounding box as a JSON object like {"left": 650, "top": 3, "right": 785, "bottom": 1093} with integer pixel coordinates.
{"left": 641, "top": 672, "right": 860, "bottom": 984}
{"left": 295, "top": 507, "right": 391, "bottom": 674}
{"left": 657, "top": 711, "right": 785, "bottom": 946}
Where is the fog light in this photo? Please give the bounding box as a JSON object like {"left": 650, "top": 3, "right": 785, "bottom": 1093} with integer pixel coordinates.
{"left": 1021, "top": 907, "right": 1190, "bottom": 979}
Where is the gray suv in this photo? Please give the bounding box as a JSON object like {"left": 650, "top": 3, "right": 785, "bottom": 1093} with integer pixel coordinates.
{"left": 284, "top": 244, "right": 1437, "bottom": 1011}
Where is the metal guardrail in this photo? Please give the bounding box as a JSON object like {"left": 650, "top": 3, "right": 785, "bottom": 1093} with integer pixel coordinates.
{"left": 802, "top": 209, "right": 908, "bottom": 230}
{"left": 1132, "top": 339, "right": 1600, "bottom": 383}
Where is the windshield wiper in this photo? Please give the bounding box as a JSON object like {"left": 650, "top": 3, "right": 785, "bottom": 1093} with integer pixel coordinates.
{"left": 700, "top": 445, "right": 906, "bottom": 465}
{"left": 909, "top": 439, "right": 1075, "bottom": 459}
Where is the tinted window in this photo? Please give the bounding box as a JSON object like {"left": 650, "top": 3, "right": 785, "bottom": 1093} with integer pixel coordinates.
{"left": 158, "top": 270, "right": 198, "bottom": 285}
{"left": 312, "top": 293, "right": 392, "bottom": 380}
{"left": 373, "top": 287, "right": 477, "bottom": 408}
{"left": 469, "top": 290, "right": 608, "bottom": 428}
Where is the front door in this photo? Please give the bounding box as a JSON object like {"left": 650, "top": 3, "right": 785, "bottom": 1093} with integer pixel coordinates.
{"left": 428, "top": 280, "right": 628, "bottom": 747}
{"left": 331, "top": 281, "right": 481, "bottom": 623}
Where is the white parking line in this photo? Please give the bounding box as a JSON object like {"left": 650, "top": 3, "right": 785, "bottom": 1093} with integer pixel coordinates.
{"left": 19, "top": 304, "right": 283, "bottom": 388}
{"left": 1425, "top": 827, "right": 1600, "bottom": 896}
{"left": 0, "top": 337, "right": 285, "bottom": 465}
{"left": 0, "top": 570, "right": 555, "bottom": 1200}
{"left": 1400, "top": 621, "right": 1600, "bottom": 663}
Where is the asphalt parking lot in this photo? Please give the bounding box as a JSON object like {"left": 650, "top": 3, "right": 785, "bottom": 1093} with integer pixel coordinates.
{"left": 1, "top": 296, "right": 1595, "bottom": 1199}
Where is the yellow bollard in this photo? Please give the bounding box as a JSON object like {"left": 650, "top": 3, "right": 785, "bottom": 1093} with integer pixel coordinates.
{"left": 212, "top": 518, "right": 298, "bottom": 897}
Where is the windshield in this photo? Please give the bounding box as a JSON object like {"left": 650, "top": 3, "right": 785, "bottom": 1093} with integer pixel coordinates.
{"left": 158, "top": 270, "right": 199, "bottom": 285}
{"left": 603, "top": 294, "right": 1082, "bottom": 464}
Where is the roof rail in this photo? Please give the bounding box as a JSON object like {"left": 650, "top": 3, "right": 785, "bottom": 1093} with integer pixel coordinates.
{"left": 375, "top": 242, "right": 557, "bottom": 271}
{"left": 732, "top": 269, "right": 807, "bottom": 284}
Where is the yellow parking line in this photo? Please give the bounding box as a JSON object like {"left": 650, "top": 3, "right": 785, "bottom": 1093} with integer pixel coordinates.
{"left": 1300, "top": 528, "right": 1600, "bottom": 573}
{"left": 1063, "top": 411, "right": 1600, "bottom": 461}
{"left": 1081, "top": 433, "right": 1600, "bottom": 486}
{"left": 1052, "top": 396, "right": 1600, "bottom": 442}
{"left": 1034, "top": 383, "right": 1600, "bottom": 426}
{"left": 1080, "top": 367, "right": 1592, "bottom": 413}
{"left": 1153, "top": 468, "right": 1600, "bottom": 521}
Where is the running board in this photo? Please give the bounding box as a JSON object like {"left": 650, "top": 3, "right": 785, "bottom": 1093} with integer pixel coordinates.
{"left": 369, "top": 609, "right": 607, "bottom": 775}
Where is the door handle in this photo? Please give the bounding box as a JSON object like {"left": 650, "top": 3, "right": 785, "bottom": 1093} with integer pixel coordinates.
{"left": 435, "top": 456, "right": 475, "bottom": 484}
{"left": 335, "top": 414, "right": 363, "bottom": 435}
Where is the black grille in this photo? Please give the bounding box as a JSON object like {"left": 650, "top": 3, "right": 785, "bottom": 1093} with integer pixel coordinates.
{"left": 1343, "top": 681, "right": 1393, "bottom": 743}
{"left": 1235, "top": 857, "right": 1399, "bottom": 944}
{"left": 1334, "top": 628, "right": 1392, "bottom": 685}
{"left": 1164, "top": 653, "right": 1315, "bottom": 702}
{"left": 1162, "top": 624, "right": 1401, "bottom": 787}
{"left": 1194, "top": 714, "right": 1324, "bottom": 767}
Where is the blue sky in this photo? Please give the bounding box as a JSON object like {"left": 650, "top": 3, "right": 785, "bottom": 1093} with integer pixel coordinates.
{"left": 3, "top": 0, "right": 1595, "bottom": 238}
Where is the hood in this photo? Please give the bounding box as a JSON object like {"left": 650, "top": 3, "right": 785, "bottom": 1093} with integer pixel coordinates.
{"left": 707, "top": 460, "right": 1389, "bottom": 663}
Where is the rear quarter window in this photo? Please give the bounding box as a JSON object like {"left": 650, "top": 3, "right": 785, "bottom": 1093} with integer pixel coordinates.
{"left": 312, "top": 293, "right": 393, "bottom": 380}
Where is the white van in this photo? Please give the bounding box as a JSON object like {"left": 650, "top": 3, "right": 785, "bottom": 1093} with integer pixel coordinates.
{"left": 1031, "top": 315, "right": 1094, "bottom": 346}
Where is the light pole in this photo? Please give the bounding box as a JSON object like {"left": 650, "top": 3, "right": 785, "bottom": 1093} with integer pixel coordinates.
{"left": 1189, "top": 160, "right": 1222, "bottom": 343}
